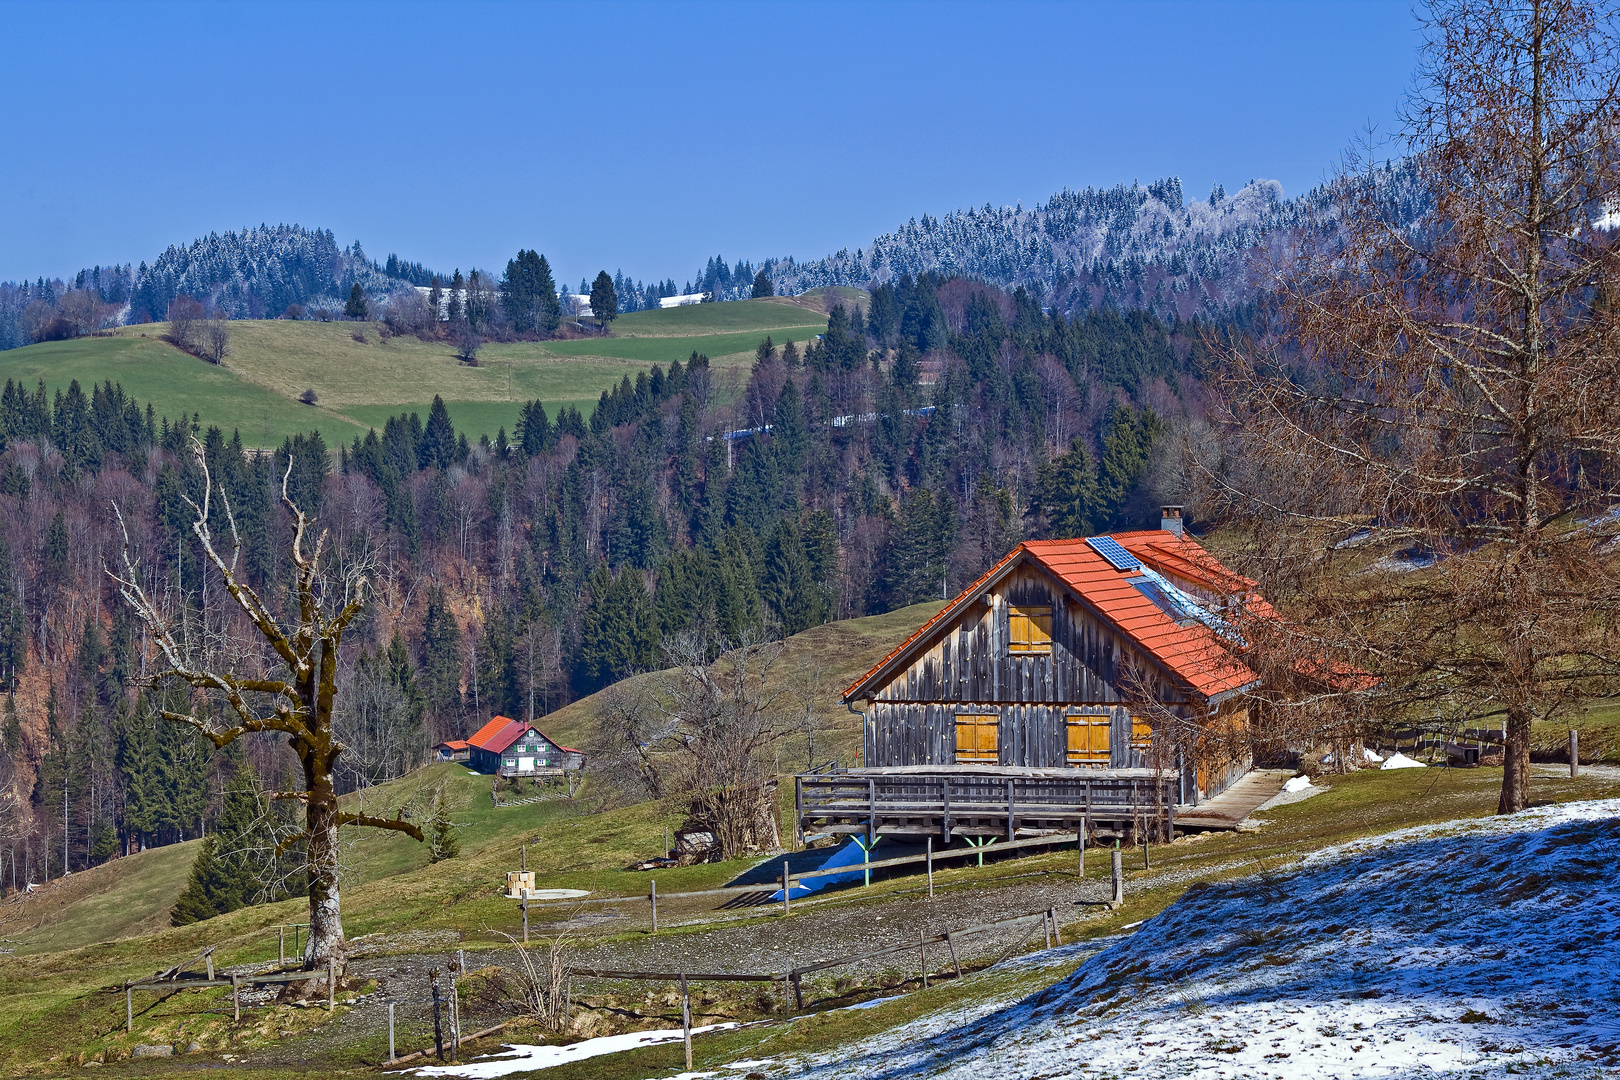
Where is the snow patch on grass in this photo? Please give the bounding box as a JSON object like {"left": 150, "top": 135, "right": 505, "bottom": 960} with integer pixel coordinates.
{"left": 768, "top": 798, "right": 1620, "bottom": 1079}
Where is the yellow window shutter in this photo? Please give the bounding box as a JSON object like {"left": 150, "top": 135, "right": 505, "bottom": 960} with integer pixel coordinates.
{"left": 1066, "top": 715, "right": 1111, "bottom": 763}
{"left": 955, "top": 714, "right": 998, "bottom": 761}
{"left": 1009, "top": 606, "right": 1053, "bottom": 654}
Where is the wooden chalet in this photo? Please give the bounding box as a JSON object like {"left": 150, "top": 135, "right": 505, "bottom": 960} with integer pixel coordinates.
{"left": 798, "top": 511, "right": 1264, "bottom": 844}
{"left": 464, "top": 715, "right": 585, "bottom": 777}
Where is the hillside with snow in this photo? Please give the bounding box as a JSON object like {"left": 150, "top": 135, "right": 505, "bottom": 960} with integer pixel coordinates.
{"left": 768, "top": 799, "right": 1620, "bottom": 1079}
{"left": 759, "top": 161, "right": 1427, "bottom": 320}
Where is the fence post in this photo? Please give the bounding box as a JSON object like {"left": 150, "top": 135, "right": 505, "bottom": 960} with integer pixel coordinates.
{"left": 926, "top": 836, "right": 934, "bottom": 898}
{"left": 680, "top": 973, "right": 692, "bottom": 1072}
{"left": 1049, "top": 906, "right": 1060, "bottom": 946}
{"left": 388, "top": 1001, "right": 396, "bottom": 1064}
{"left": 232, "top": 972, "right": 240, "bottom": 1022}
{"left": 782, "top": 862, "right": 791, "bottom": 915}
{"left": 945, "top": 930, "right": 963, "bottom": 979}
{"left": 1043, "top": 911, "right": 1052, "bottom": 949}
{"left": 650, "top": 879, "right": 658, "bottom": 934}
{"left": 919, "top": 928, "right": 929, "bottom": 988}
{"left": 206, "top": 951, "right": 214, "bottom": 981}
{"left": 1571, "top": 729, "right": 1580, "bottom": 778}
{"left": 278, "top": 925, "right": 285, "bottom": 967}
{"left": 523, "top": 894, "right": 529, "bottom": 943}
{"left": 791, "top": 971, "right": 804, "bottom": 1011}
{"left": 1077, "top": 823, "right": 1085, "bottom": 877}
{"left": 1110, "top": 844, "right": 1124, "bottom": 908}
{"left": 328, "top": 956, "right": 336, "bottom": 1012}
{"left": 125, "top": 983, "right": 132, "bottom": 1033}
{"left": 1143, "top": 837, "right": 1151, "bottom": 871}
{"left": 431, "top": 971, "right": 444, "bottom": 1062}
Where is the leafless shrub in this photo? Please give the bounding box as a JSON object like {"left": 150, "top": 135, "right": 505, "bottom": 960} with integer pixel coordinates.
{"left": 489, "top": 927, "right": 574, "bottom": 1032}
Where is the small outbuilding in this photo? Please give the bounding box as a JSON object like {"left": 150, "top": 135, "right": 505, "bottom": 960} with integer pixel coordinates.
{"left": 432, "top": 739, "right": 471, "bottom": 763}
{"left": 464, "top": 715, "right": 585, "bottom": 777}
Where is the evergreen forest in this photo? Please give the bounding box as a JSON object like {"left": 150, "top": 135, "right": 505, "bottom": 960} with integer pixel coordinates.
{"left": 0, "top": 273, "right": 1215, "bottom": 895}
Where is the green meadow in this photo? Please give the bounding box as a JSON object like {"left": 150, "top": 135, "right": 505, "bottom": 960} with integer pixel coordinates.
{"left": 0, "top": 296, "right": 834, "bottom": 448}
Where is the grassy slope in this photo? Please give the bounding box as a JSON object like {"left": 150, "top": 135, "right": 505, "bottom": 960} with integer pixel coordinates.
{"left": 0, "top": 298, "right": 830, "bottom": 449}
{"left": 0, "top": 600, "right": 939, "bottom": 1068}
{"left": 9, "top": 761, "right": 1615, "bottom": 1077}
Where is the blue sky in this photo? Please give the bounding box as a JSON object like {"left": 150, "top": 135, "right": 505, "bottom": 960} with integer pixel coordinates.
{"left": 0, "top": 0, "right": 1421, "bottom": 289}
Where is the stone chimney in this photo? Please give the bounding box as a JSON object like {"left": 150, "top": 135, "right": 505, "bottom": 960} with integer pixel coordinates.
{"left": 1161, "top": 505, "right": 1184, "bottom": 538}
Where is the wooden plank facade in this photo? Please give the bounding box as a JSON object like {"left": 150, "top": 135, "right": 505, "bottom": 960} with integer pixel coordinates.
{"left": 862, "top": 562, "right": 1192, "bottom": 775}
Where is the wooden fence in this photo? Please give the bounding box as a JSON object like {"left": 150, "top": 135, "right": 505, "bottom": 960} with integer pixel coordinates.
{"left": 795, "top": 768, "right": 1179, "bottom": 844}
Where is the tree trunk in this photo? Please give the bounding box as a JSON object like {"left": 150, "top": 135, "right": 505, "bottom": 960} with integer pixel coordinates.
{"left": 1498, "top": 708, "right": 1532, "bottom": 815}
{"left": 304, "top": 756, "right": 345, "bottom": 966}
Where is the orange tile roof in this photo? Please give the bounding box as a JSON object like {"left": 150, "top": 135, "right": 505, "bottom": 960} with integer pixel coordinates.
{"left": 844, "top": 532, "right": 1261, "bottom": 704}
{"left": 468, "top": 715, "right": 526, "bottom": 753}
{"left": 435, "top": 739, "right": 470, "bottom": 750}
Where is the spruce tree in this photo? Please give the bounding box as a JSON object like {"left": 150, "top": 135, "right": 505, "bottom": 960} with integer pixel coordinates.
{"left": 421, "top": 586, "right": 464, "bottom": 737}
{"left": 419, "top": 396, "right": 457, "bottom": 470}
{"left": 751, "top": 269, "right": 774, "bottom": 299}
{"left": 588, "top": 271, "right": 618, "bottom": 332}
{"left": 0, "top": 530, "right": 26, "bottom": 681}
{"left": 170, "top": 837, "right": 237, "bottom": 925}
{"left": 448, "top": 270, "right": 465, "bottom": 323}
{"left": 1033, "top": 437, "right": 1102, "bottom": 539}
{"left": 344, "top": 283, "right": 367, "bottom": 319}
{"left": 171, "top": 755, "right": 265, "bottom": 923}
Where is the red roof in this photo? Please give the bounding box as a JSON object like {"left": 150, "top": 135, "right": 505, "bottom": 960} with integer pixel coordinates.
{"left": 843, "top": 532, "right": 1261, "bottom": 704}
{"left": 465, "top": 715, "right": 583, "bottom": 756}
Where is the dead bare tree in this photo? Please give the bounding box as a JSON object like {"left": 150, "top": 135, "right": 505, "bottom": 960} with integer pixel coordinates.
{"left": 107, "top": 437, "right": 424, "bottom": 966}
{"left": 1200, "top": 0, "right": 1620, "bottom": 813}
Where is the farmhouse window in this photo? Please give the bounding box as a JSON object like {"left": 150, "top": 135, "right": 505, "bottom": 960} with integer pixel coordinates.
{"left": 1130, "top": 717, "right": 1153, "bottom": 750}
{"left": 954, "top": 713, "right": 1000, "bottom": 762}
{"left": 1066, "top": 716, "right": 1111, "bottom": 764}
{"left": 1008, "top": 606, "right": 1053, "bottom": 654}
{"left": 504, "top": 758, "right": 517, "bottom": 769}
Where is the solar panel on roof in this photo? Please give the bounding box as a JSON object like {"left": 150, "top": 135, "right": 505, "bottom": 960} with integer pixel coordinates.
{"left": 1085, "top": 535, "right": 1142, "bottom": 571}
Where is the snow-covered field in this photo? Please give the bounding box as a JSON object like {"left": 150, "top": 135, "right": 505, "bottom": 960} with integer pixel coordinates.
{"left": 759, "top": 799, "right": 1620, "bottom": 1079}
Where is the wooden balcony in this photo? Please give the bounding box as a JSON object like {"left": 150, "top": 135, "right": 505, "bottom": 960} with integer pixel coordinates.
{"left": 795, "top": 765, "right": 1179, "bottom": 844}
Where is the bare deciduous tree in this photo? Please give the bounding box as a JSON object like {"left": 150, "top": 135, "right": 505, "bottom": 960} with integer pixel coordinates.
{"left": 108, "top": 439, "right": 424, "bottom": 966}
{"left": 1200, "top": 0, "right": 1620, "bottom": 813}
{"left": 201, "top": 317, "right": 230, "bottom": 364}
{"left": 592, "top": 630, "right": 785, "bottom": 859}
{"left": 166, "top": 295, "right": 206, "bottom": 354}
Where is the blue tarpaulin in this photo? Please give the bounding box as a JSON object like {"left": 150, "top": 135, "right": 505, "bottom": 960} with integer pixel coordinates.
{"left": 767, "top": 837, "right": 876, "bottom": 901}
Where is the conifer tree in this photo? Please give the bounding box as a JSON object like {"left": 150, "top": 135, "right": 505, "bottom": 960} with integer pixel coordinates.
{"left": 0, "top": 530, "right": 26, "bottom": 682}
{"left": 1033, "top": 437, "right": 1102, "bottom": 538}
{"left": 421, "top": 585, "right": 464, "bottom": 738}
{"left": 344, "top": 283, "right": 367, "bottom": 319}
{"left": 763, "top": 519, "right": 820, "bottom": 634}
{"left": 419, "top": 396, "right": 457, "bottom": 470}
{"left": 589, "top": 271, "right": 618, "bottom": 332}
{"left": 448, "top": 270, "right": 465, "bottom": 323}
{"left": 171, "top": 761, "right": 262, "bottom": 924}
{"left": 751, "top": 269, "right": 774, "bottom": 298}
